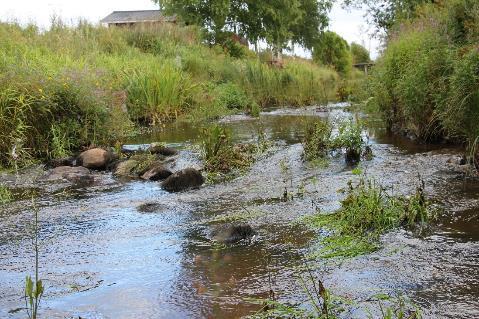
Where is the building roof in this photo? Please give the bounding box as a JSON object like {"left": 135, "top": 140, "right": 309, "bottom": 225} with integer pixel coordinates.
{"left": 100, "top": 10, "right": 176, "bottom": 24}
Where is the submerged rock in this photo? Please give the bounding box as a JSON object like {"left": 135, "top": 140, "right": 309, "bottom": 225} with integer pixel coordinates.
{"left": 149, "top": 143, "right": 178, "bottom": 156}
{"left": 45, "top": 166, "right": 93, "bottom": 184}
{"left": 161, "top": 168, "right": 204, "bottom": 192}
{"left": 141, "top": 164, "right": 173, "bottom": 181}
{"left": 78, "top": 148, "right": 116, "bottom": 170}
{"left": 211, "top": 224, "right": 256, "bottom": 243}
{"left": 137, "top": 202, "right": 165, "bottom": 213}
{"left": 345, "top": 148, "right": 361, "bottom": 164}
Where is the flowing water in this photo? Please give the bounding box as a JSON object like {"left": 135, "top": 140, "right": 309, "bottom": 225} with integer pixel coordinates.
{"left": 0, "top": 104, "right": 478, "bottom": 319}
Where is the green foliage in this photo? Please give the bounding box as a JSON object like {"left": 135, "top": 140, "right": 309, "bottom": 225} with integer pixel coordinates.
{"left": 302, "top": 119, "right": 368, "bottom": 164}
{"left": 126, "top": 64, "right": 196, "bottom": 125}
{"left": 350, "top": 42, "right": 371, "bottom": 64}
{"left": 305, "top": 178, "right": 432, "bottom": 258}
{"left": 200, "top": 124, "right": 259, "bottom": 178}
{"left": 160, "top": 0, "right": 332, "bottom": 53}
{"left": 0, "top": 21, "right": 339, "bottom": 168}
{"left": 367, "top": 0, "right": 479, "bottom": 147}
{"left": 343, "top": 0, "right": 431, "bottom": 34}
{"left": 302, "top": 120, "right": 333, "bottom": 161}
{"left": 24, "top": 276, "right": 43, "bottom": 319}
{"left": 0, "top": 186, "right": 12, "bottom": 204}
{"left": 24, "top": 200, "right": 43, "bottom": 319}
{"left": 214, "top": 82, "right": 250, "bottom": 110}
{"left": 333, "top": 119, "right": 364, "bottom": 163}
{"left": 313, "top": 31, "right": 352, "bottom": 75}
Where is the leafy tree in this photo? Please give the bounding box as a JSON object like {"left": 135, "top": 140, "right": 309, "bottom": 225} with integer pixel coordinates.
{"left": 342, "top": 0, "right": 436, "bottom": 34}
{"left": 157, "top": 0, "right": 332, "bottom": 60}
{"left": 350, "top": 42, "right": 370, "bottom": 64}
{"left": 313, "top": 31, "right": 352, "bottom": 74}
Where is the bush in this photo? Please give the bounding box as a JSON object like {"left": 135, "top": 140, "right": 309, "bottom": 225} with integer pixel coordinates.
{"left": 213, "top": 82, "right": 250, "bottom": 110}
{"left": 313, "top": 31, "right": 352, "bottom": 75}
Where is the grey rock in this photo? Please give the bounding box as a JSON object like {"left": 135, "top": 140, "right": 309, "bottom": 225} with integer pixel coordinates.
{"left": 161, "top": 168, "right": 204, "bottom": 192}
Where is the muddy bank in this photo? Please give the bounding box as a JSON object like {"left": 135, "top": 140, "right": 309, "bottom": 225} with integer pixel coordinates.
{"left": 0, "top": 105, "right": 478, "bottom": 318}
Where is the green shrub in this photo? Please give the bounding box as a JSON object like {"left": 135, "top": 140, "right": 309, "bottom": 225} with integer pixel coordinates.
{"left": 367, "top": 0, "right": 479, "bottom": 147}
{"left": 0, "top": 186, "right": 12, "bottom": 204}
{"left": 313, "top": 31, "right": 352, "bottom": 75}
{"left": 333, "top": 119, "right": 364, "bottom": 163}
{"left": 214, "top": 82, "right": 250, "bottom": 110}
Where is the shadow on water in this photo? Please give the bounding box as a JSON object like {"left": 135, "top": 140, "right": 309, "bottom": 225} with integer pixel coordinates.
{"left": 0, "top": 105, "right": 478, "bottom": 318}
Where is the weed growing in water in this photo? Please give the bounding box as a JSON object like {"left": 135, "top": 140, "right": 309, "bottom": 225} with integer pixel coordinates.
{"left": 332, "top": 119, "right": 364, "bottom": 164}
{"left": 302, "top": 120, "right": 333, "bottom": 162}
{"left": 305, "top": 178, "right": 433, "bottom": 259}
{"left": 302, "top": 118, "right": 371, "bottom": 165}
{"left": 24, "top": 199, "right": 44, "bottom": 319}
{"left": 0, "top": 185, "right": 13, "bottom": 204}
{"left": 200, "top": 124, "right": 258, "bottom": 180}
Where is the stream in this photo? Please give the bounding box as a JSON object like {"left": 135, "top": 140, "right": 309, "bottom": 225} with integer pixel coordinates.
{"left": 0, "top": 104, "right": 478, "bottom": 319}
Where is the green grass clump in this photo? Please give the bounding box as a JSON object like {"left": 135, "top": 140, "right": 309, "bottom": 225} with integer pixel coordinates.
{"left": 306, "top": 178, "right": 432, "bottom": 259}
{"left": 302, "top": 119, "right": 368, "bottom": 164}
{"left": 0, "top": 186, "right": 12, "bottom": 204}
{"left": 200, "top": 124, "right": 259, "bottom": 179}
{"left": 302, "top": 120, "right": 333, "bottom": 162}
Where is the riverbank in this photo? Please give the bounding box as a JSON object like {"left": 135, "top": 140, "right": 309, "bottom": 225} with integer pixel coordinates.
{"left": 365, "top": 0, "right": 479, "bottom": 167}
{"left": 0, "top": 21, "right": 339, "bottom": 169}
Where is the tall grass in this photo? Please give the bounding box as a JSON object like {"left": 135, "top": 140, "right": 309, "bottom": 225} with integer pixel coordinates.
{"left": 368, "top": 0, "right": 479, "bottom": 148}
{"left": 0, "top": 21, "right": 339, "bottom": 167}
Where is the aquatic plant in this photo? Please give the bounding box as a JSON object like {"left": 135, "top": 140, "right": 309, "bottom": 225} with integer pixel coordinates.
{"left": 302, "top": 119, "right": 369, "bottom": 165}
{"left": 332, "top": 119, "right": 365, "bottom": 164}
{"left": 305, "top": 178, "right": 432, "bottom": 258}
{"left": 24, "top": 200, "right": 44, "bottom": 319}
{"left": 200, "top": 124, "right": 258, "bottom": 178}
{"left": 302, "top": 120, "right": 333, "bottom": 162}
{"left": 0, "top": 185, "right": 13, "bottom": 204}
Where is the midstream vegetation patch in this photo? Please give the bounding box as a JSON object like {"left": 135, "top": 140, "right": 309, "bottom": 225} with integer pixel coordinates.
{"left": 302, "top": 118, "right": 372, "bottom": 165}
{"left": 304, "top": 178, "right": 433, "bottom": 259}
{"left": 200, "top": 124, "right": 270, "bottom": 182}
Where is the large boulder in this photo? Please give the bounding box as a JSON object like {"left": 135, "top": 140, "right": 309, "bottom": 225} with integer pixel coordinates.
{"left": 45, "top": 166, "right": 93, "bottom": 184}
{"left": 161, "top": 168, "right": 204, "bottom": 192}
{"left": 78, "top": 148, "right": 116, "bottom": 170}
{"left": 149, "top": 143, "right": 178, "bottom": 156}
{"left": 141, "top": 164, "right": 173, "bottom": 181}
{"left": 211, "top": 224, "right": 256, "bottom": 243}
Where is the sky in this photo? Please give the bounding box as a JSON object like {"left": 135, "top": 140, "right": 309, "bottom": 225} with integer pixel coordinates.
{"left": 0, "top": 0, "right": 380, "bottom": 59}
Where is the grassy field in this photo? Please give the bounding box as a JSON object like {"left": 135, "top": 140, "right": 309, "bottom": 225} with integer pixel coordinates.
{"left": 0, "top": 21, "right": 339, "bottom": 167}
